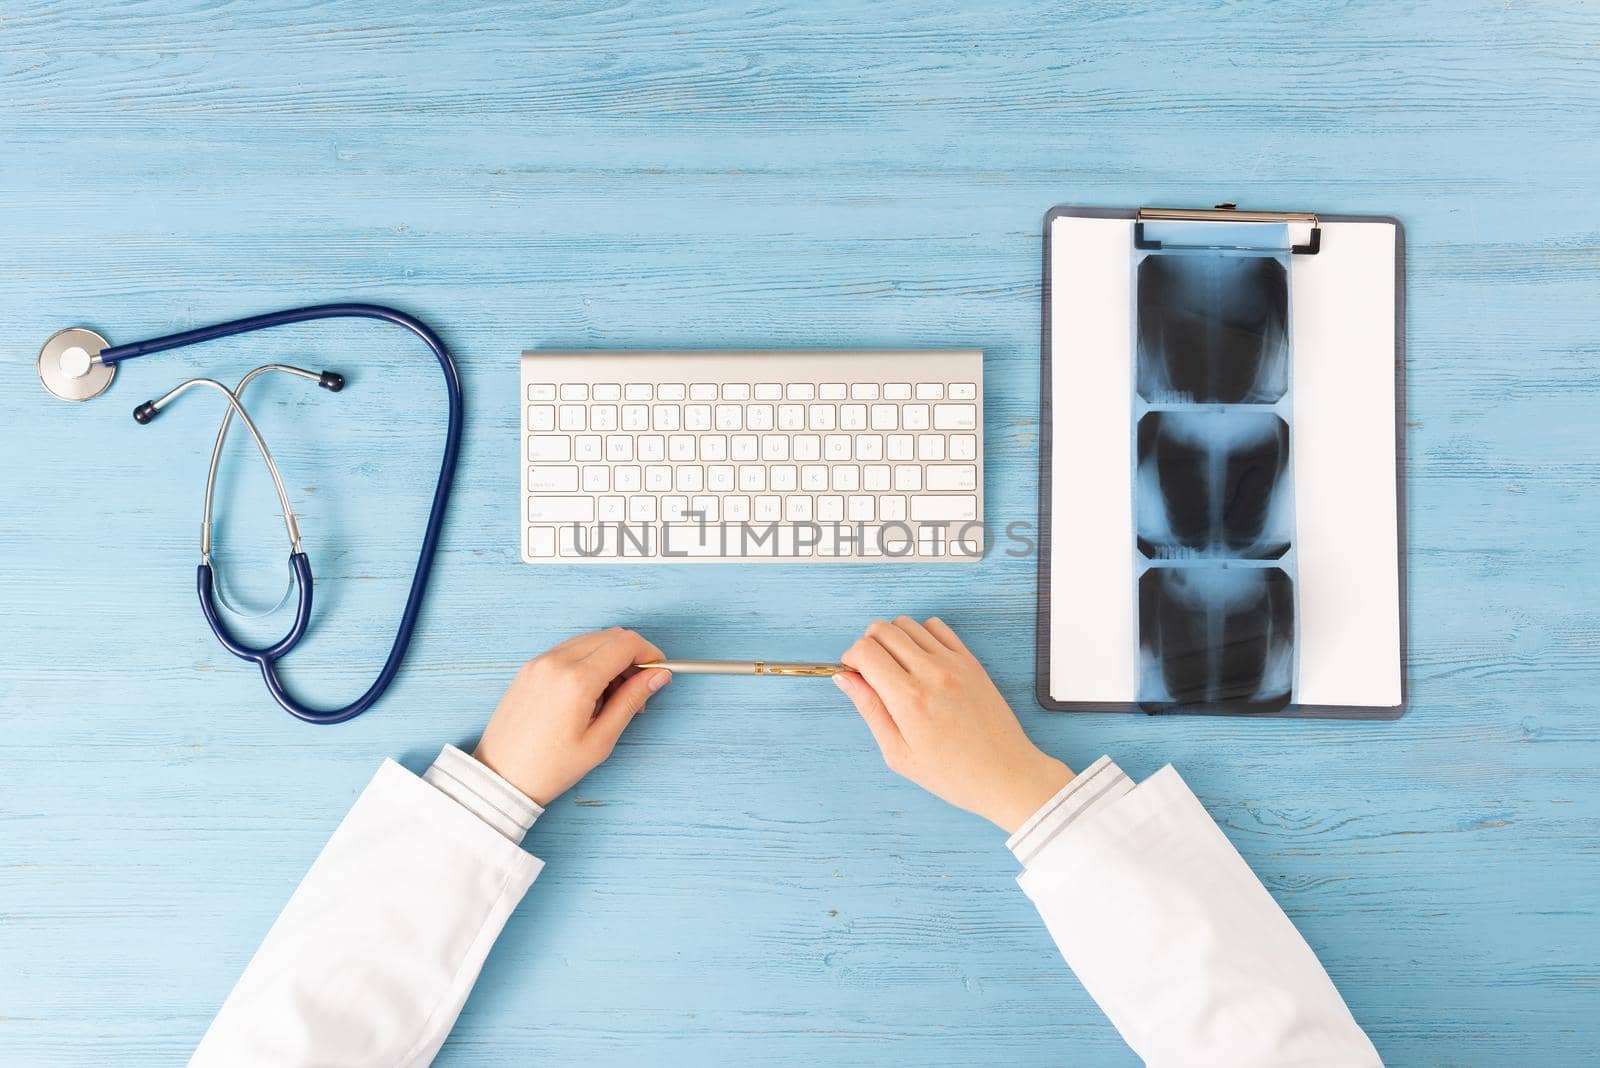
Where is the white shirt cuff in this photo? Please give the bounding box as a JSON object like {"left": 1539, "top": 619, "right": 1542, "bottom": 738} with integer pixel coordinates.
{"left": 422, "top": 744, "right": 544, "bottom": 846}
{"left": 1006, "top": 756, "right": 1135, "bottom": 867}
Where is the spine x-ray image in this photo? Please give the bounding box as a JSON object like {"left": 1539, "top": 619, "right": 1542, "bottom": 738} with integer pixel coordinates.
{"left": 1132, "top": 234, "right": 1299, "bottom": 712}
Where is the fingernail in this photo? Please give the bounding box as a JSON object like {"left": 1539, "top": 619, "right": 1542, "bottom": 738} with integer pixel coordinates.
{"left": 648, "top": 669, "right": 672, "bottom": 692}
{"left": 833, "top": 673, "right": 851, "bottom": 692}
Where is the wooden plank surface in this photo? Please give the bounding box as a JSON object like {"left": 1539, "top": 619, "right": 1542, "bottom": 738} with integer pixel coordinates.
{"left": 1, "top": 1, "right": 1596, "bottom": 1063}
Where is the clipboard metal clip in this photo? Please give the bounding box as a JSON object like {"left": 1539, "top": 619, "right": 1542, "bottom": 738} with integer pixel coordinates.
{"left": 1134, "top": 204, "right": 1321, "bottom": 255}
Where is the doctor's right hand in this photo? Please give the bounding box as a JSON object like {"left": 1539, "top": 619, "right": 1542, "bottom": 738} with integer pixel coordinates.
{"left": 836, "top": 617, "right": 1074, "bottom": 834}
{"left": 473, "top": 627, "right": 672, "bottom": 806}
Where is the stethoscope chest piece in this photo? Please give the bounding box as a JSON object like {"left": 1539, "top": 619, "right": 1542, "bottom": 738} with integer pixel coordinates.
{"left": 39, "top": 327, "right": 115, "bottom": 401}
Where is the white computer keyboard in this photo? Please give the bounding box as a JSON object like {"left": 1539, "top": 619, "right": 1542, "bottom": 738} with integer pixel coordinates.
{"left": 520, "top": 349, "right": 983, "bottom": 563}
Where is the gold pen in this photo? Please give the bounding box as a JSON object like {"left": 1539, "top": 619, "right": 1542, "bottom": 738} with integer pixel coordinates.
{"left": 640, "top": 659, "right": 843, "bottom": 678}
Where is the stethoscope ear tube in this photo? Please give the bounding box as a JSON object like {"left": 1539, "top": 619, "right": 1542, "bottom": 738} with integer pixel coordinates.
{"left": 198, "top": 553, "right": 314, "bottom": 664}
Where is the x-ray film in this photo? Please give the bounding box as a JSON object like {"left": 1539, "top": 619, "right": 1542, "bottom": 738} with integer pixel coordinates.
{"left": 1133, "top": 221, "right": 1298, "bottom": 712}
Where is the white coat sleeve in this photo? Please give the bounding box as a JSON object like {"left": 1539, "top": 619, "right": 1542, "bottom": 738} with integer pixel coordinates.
{"left": 1010, "top": 758, "right": 1382, "bottom": 1068}
{"left": 191, "top": 750, "right": 545, "bottom": 1068}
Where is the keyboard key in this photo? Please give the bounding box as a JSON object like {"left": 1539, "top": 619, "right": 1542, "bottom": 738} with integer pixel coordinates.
{"left": 770, "top": 465, "right": 798, "bottom": 491}
{"left": 855, "top": 434, "right": 883, "bottom": 460}
{"left": 739, "top": 465, "right": 767, "bottom": 491}
{"left": 645, "top": 465, "right": 673, "bottom": 491}
{"left": 731, "top": 435, "right": 758, "bottom": 461}
{"left": 918, "top": 525, "right": 945, "bottom": 556}
{"left": 786, "top": 383, "right": 816, "bottom": 401}
{"left": 684, "top": 404, "right": 713, "bottom": 431}
{"left": 902, "top": 404, "right": 930, "bottom": 431}
{"left": 925, "top": 464, "right": 977, "bottom": 491}
{"left": 948, "top": 382, "right": 977, "bottom": 400}
{"left": 825, "top": 434, "right": 851, "bottom": 460}
{"left": 559, "top": 405, "right": 586, "bottom": 431}
{"left": 528, "top": 435, "right": 570, "bottom": 462}
{"left": 700, "top": 434, "right": 727, "bottom": 460}
{"left": 916, "top": 383, "right": 944, "bottom": 400}
{"left": 622, "top": 405, "right": 649, "bottom": 430}
{"left": 820, "top": 383, "right": 847, "bottom": 400}
{"left": 949, "top": 434, "right": 977, "bottom": 461}
{"left": 840, "top": 404, "right": 868, "bottom": 431}
{"left": 722, "top": 383, "right": 751, "bottom": 401}
{"left": 591, "top": 405, "right": 618, "bottom": 431}
{"left": 660, "top": 524, "right": 728, "bottom": 557}
{"left": 884, "top": 383, "right": 912, "bottom": 400}
{"left": 894, "top": 465, "right": 923, "bottom": 491}
{"left": 808, "top": 404, "right": 836, "bottom": 431}
{"left": 528, "top": 466, "right": 579, "bottom": 493}
{"left": 755, "top": 495, "right": 782, "bottom": 522}
{"left": 560, "top": 383, "right": 589, "bottom": 401}
{"left": 559, "top": 525, "right": 604, "bottom": 558}
{"left": 598, "top": 495, "right": 626, "bottom": 521}
{"left": 917, "top": 434, "right": 945, "bottom": 461}
{"left": 657, "top": 383, "right": 686, "bottom": 401}
{"left": 863, "top": 464, "right": 891, "bottom": 491}
{"left": 637, "top": 434, "right": 665, "bottom": 462}
{"left": 725, "top": 495, "right": 750, "bottom": 522}
{"left": 708, "top": 464, "right": 735, "bottom": 492}
{"left": 607, "top": 436, "right": 634, "bottom": 462}
{"left": 879, "top": 495, "right": 907, "bottom": 521}
{"left": 816, "top": 525, "right": 854, "bottom": 557}
{"left": 527, "top": 405, "right": 556, "bottom": 431}
{"left": 528, "top": 384, "right": 557, "bottom": 401}
{"left": 818, "top": 495, "right": 844, "bottom": 521}
{"left": 690, "top": 383, "right": 718, "bottom": 400}
{"left": 716, "top": 404, "right": 743, "bottom": 431}
{"left": 801, "top": 465, "right": 829, "bottom": 491}
{"left": 528, "top": 497, "right": 595, "bottom": 522}
{"left": 851, "top": 383, "right": 880, "bottom": 400}
{"left": 786, "top": 495, "right": 814, "bottom": 521}
{"left": 762, "top": 435, "right": 790, "bottom": 461}
{"left": 662, "top": 495, "right": 690, "bottom": 522}
{"left": 652, "top": 405, "right": 680, "bottom": 431}
{"left": 870, "top": 404, "right": 898, "bottom": 431}
{"left": 832, "top": 465, "right": 860, "bottom": 491}
{"left": 689, "top": 495, "right": 720, "bottom": 521}
{"left": 593, "top": 383, "right": 621, "bottom": 401}
{"left": 847, "top": 495, "right": 875, "bottom": 521}
{"left": 629, "top": 495, "right": 659, "bottom": 522}
{"left": 933, "top": 403, "right": 977, "bottom": 430}
{"left": 669, "top": 435, "right": 696, "bottom": 461}
{"left": 527, "top": 526, "right": 557, "bottom": 557}
{"left": 778, "top": 404, "right": 806, "bottom": 430}
{"left": 910, "top": 494, "right": 978, "bottom": 521}
{"left": 949, "top": 529, "right": 984, "bottom": 557}
{"left": 614, "top": 466, "right": 641, "bottom": 492}
{"left": 613, "top": 525, "right": 656, "bottom": 558}
{"left": 755, "top": 383, "right": 783, "bottom": 400}
{"left": 747, "top": 404, "right": 774, "bottom": 431}
{"left": 887, "top": 434, "right": 914, "bottom": 460}
{"left": 793, "top": 434, "right": 821, "bottom": 461}
{"left": 575, "top": 435, "right": 602, "bottom": 461}
{"left": 675, "top": 465, "right": 704, "bottom": 492}
{"left": 625, "top": 383, "right": 652, "bottom": 400}
{"left": 582, "top": 466, "right": 610, "bottom": 492}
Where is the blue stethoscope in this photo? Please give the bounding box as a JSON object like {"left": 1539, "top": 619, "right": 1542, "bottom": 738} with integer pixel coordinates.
{"left": 37, "top": 304, "right": 462, "bottom": 724}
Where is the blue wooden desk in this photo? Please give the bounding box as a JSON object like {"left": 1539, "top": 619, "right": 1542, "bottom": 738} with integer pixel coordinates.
{"left": 3, "top": 2, "right": 1596, "bottom": 1064}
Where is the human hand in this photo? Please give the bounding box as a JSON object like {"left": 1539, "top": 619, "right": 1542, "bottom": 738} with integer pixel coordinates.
{"left": 473, "top": 627, "right": 671, "bottom": 806}
{"left": 836, "top": 617, "right": 1074, "bottom": 833}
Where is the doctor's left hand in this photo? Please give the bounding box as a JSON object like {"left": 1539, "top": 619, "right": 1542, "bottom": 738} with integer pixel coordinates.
{"left": 474, "top": 628, "right": 672, "bottom": 806}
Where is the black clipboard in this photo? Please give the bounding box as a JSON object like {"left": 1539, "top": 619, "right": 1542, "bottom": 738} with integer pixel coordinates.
{"left": 1034, "top": 205, "right": 1408, "bottom": 719}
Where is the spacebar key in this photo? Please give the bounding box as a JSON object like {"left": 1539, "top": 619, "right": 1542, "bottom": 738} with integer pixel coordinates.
{"left": 910, "top": 495, "right": 978, "bottom": 522}
{"left": 528, "top": 497, "right": 596, "bottom": 522}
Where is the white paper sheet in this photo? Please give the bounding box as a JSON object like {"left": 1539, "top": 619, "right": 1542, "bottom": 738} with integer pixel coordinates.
{"left": 1047, "top": 214, "right": 1402, "bottom": 709}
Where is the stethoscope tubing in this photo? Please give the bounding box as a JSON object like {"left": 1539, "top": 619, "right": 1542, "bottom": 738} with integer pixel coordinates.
{"left": 118, "top": 303, "right": 462, "bottom": 724}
